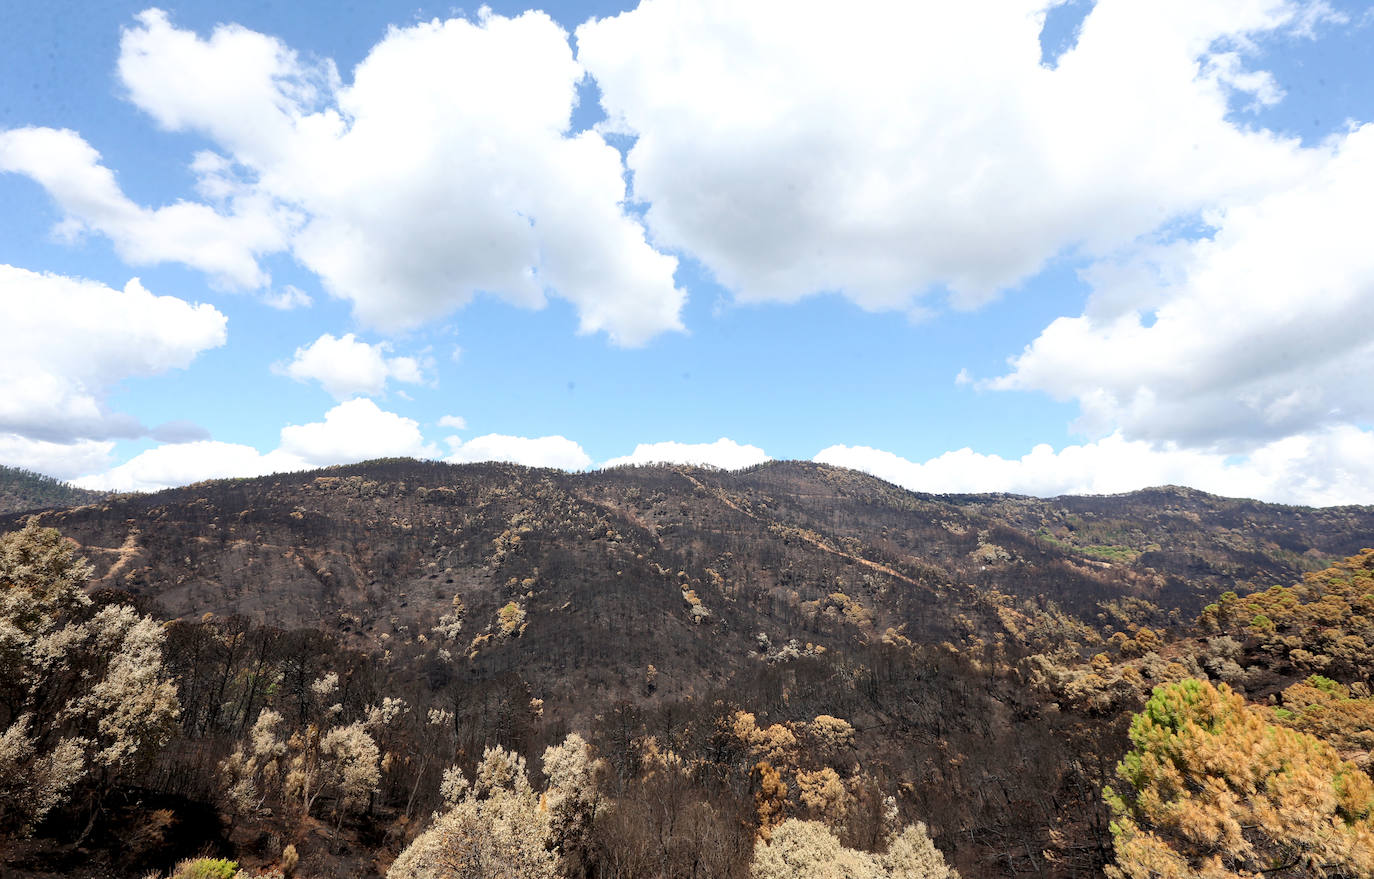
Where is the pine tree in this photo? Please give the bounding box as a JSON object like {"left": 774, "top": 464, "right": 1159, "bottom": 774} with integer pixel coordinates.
{"left": 1105, "top": 678, "right": 1374, "bottom": 878}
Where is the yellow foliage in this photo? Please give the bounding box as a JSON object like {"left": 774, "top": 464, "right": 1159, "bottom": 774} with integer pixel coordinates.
{"left": 1200, "top": 550, "right": 1374, "bottom": 678}
{"left": 753, "top": 761, "right": 788, "bottom": 841}
{"left": 732, "top": 711, "right": 799, "bottom": 765}
{"left": 796, "top": 767, "right": 848, "bottom": 823}
{"left": 808, "top": 714, "right": 856, "bottom": 755}
{"left": 1274, "top": 676, "right": 1374, "bottom": 757}
{"left": 497, "top": 601, "right": 527, "bottom": 637}
{"left": 1106, "top": 678, "right": 1374, "bottom": 878}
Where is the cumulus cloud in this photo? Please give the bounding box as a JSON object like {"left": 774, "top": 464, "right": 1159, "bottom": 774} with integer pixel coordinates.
{"left": 0, "top": 264, "right": 226, "bottom": 443}
{"left": 277, "top": 398, "right": 438, "bottom": 466}
{"left": 444, "top": 434, "right": 591, "bottom": 470}
{"left": 9, "top": 2, "right": 1340, "bottom": 344}
{"left": 73, "top": 440, "right": 299, "bottom": 493}
{"left": 0, "top": 127, "right": 291, "bottom": 287}
{"left": 73, "top": 395, "right": 600, "bottom": 490}
{"left": 437, "top": 415, "right": 467, "bottom": 430}
{"left": 0, "top": 434, "right": 116, "bottom": 480}
{"left": 277, "top": 333, "right": 427, "bottom": 399}
{"left": 577, "top": 0, "right": 1320, "bottom": 310}
{"left": 815, "top": 427, "right": 1374, "bottom": 506}
{"left": 6, "top": 8, "right": 684, "bottom": 345}
{"left": 75, "top": 398, "right": 440, "bottom": 491}
{"left": 990, "top": 122, "right": 1374, "bottom": 448}
{"left": 601, "top": 437, "right": 770, "bottom": 470}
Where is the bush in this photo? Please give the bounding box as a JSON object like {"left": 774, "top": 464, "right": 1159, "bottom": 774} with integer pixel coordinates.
{"left": 170, "top": 859, "right": 239, "bottom": 879}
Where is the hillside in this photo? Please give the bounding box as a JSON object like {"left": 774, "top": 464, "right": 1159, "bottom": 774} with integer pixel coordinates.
{"left": 3, "top": 459, "right": 1373, "bottom": 878}
{"left": 0, "top": 464, "right": 106, "bottom": 514}
{"left": 12, "top": 460, "right": 1369, "bottom": 647}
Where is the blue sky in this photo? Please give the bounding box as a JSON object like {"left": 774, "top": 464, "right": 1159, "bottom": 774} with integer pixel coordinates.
{"left": 1, "top": 0, "right": 1372, "bottom": 503}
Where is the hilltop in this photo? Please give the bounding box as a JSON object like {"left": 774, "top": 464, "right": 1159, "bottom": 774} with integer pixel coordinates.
{"left": 0, "top": 463, "right": 106, "bottom": 514}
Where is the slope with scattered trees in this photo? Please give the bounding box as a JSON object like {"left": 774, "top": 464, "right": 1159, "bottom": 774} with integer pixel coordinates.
{"left": 1, "top": 460, "right": 1372, "bottom": 877}
{"left": 0, "top": 464, "right": 106, "bottom": 514}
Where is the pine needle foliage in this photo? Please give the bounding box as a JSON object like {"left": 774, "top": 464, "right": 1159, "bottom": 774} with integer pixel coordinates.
{"left": 1105, "top": 678, "right": 1374, "bottom": 878}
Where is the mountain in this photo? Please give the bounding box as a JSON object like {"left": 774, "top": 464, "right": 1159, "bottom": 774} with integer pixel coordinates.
{"left": 13, "top": 459, "right": 1368, "bottom": 653}
{"left": 3, "top": 459, "right": 1373, "bottom": 878}
{"left": 0, "top": 464, "right": 106, "bottom": 514}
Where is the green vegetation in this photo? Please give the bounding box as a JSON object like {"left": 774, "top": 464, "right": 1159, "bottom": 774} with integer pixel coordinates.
{"left": 170, "top": 860, "right": 240, "bottom": 879}
{"left": 1034, "top": 527, "right": 1148, "bottom": 563}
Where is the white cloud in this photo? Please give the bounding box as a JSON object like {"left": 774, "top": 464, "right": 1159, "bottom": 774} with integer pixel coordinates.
{"left": 577, "top": 0, "right": 1320, "bottom": 311}
{"left": 0, "top": 264, "right": 226, "bottom": 443}
{"left": 444, "top": 434, "right": 591, "bottom": 470}
{"left": 0, "top": 127, "right": 291, "bottom": 288}
{"left": 75, "top": 398, "right": 441, "bottom": 491}
{"left": 815, "top": 427, "right": 1374, "bottom": 506}
{"left": 262, "top": 285, "right": 312, "bottom": 310}
{"left": 72, "top": 440, "right": 300, "bottom": 493}
{"left": 438, "top": 415, "right": 467, "bottom": 430}
{"left": 10, "top": 2, "right": 1340, "bottom": 347}
{"left": 278, "top": 398, "right": 438, "bottom": 466}
{"left": 277, "top": 333, "right": 426, "bottom": 399}
{"left": 601, "top": 437, "right": 770, "bottom": 470}
{"left": 991, "top": 123, "right": 1374, "bottom": 448}
{"left": 44, "top": 8, "right": 684, "bottom": 345}
{"left": 0, "top": 434, "right": 116, "bottom": 480}
{"left": 1289, "top": 1, "right": 1349, "bottom": 37}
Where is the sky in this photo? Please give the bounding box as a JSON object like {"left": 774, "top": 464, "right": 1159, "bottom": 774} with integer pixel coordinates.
{"left": 1, "top": 0, "right": 1372, "bottom": 505}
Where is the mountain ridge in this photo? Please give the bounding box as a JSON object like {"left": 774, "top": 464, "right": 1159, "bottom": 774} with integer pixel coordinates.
{"left": 7, "top": 458, "right": 1369, "bottom": 652}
